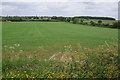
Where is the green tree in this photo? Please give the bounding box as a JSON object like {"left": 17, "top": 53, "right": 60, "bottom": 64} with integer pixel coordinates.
{"left": 80, "top": 19, "right": 84, "bottom": 23}
{"left": 90, "top": 21, "right": 96, "bottom": 26}
{"left": 66, "top": 17, "right": 71, "bottom": 22}
{"left": 73, "top": 18, "right": 79, "bottom": 24}
{"left": 98, "top": 20, "right": 102, "bottom": 25}
{"left": 112, "top": 21, "right": 120, "bottom": 28}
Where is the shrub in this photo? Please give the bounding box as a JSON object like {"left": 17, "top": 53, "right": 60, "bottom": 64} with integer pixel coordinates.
{"left": 98, "top": 20, "right": 102, "bottom": 24}
{"left": 66, "top": 18, "right": 71, "bottom": 22}
{"left": 73, "top": 18, "right": 79, "bottom": 24}
{"left": 84, "top": 22, "right": 88, "bottom": 25}
{"left": 102, "top": 23, "right": 110, "bottom": 27}
{"left": 80, "top": 19, "right": 84, "bottom": 23}
{"left": 81, "top": 22, "right": 88, "bottom": 25}
{"left": 112, "top": 21, "right": 120, "bottom": 28}
{"left": 90, "top": 21, "right": 96, "bottom": 26}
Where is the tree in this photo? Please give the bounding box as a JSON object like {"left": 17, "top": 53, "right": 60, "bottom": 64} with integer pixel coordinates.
{"left": 66, "top": 17, "right": 71, "bottom": 22}
{"left": 90, "top": 21, "right": 96, "bottom": 26}
{"left": 98, "top": 20, "right": 102, "bottom": 25}
{"left": 80, "top": 19, "right": 84, "bottom": 23}
{"left": 112, "top": 21, "right": 120, "bottom": 28}
{"left": 73, "top": 18, "right": 79, "bottom": 24}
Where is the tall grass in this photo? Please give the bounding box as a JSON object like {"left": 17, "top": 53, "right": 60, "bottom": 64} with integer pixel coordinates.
{"left": 2, "top": 42, "right": 119, "bottom": 78}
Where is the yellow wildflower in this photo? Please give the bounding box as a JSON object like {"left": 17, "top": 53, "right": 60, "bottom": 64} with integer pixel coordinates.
{"left": 26, "top": 74, "right": 28, "bottom": 78}
{"left": 24, "top": 71, "right": 26, "bottom": 73}
{"left": 61, "top": 75, "right": 64, "bottom": 76}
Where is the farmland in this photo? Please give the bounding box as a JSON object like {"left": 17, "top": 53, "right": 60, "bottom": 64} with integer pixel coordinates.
{"left": 2, "top": 22, "right": 119, "bottom": 78}
{"left": 2, "top": 22, "right": 118, "bottom": 48}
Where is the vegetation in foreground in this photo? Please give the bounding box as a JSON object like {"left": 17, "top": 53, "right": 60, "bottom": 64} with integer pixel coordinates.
{"left": 2, "top": 42, "right": 119, "bottom": 78}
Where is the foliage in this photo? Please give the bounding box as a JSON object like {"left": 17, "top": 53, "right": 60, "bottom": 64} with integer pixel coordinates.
{"left": 98, "top": 20, "right": 102, "bottom": 25}
{"left": 66, "top": 17, "right": 71, "bottom": 22}
{"left": 73, "top": 18, "right": 79, "bottom": 24}
{"left": 102, "top": 23, "right": 110, "bottom": 27}
{"left": 2, "top": 42, "right": 119, "bottom": 78}
{"left": 80, "top": 19, "right": 84, "bottom": 23}
{"left": 1, "top": 16, "right": 117, "bottom": 28}
{"left": 90, "top": 21, "right": 96, "bottom": 26}
{"left": 74, "top": 16, "right": 115, "bottom": 20}
{"left": 112, "top": 21, "right": 120, "bottom": 28}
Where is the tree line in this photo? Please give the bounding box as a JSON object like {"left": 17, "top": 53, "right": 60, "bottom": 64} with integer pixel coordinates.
{"left": 74, "top": 16, "right": 115, "bottom": 20}
{"left": 1, "top": 16, "right": 119, "bottom": 28}
{"left": 71, "top": 18, "right": 119, "bottom": 28}
{"left": 1, "top": 16, "right": 115, "bottom": 21}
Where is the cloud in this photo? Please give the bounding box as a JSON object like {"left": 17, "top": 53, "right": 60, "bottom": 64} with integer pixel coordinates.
{"left": 2, "top": 0, "right": 119, "bottom": 2}
{"left": 1, "top": 2, "right": 118, "bottom": 19}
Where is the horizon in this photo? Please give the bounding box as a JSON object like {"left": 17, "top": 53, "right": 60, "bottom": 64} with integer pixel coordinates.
{"left": 1, "top": 15, "right": 116, "bottom": 20}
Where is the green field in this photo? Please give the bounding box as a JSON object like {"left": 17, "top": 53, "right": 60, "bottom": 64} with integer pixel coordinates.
{"left": 3, "top": 22, "right": 118, "bottom": 50}
{"left": 84, "top": 19, "right": 115, "bottom": 25}
{"left": 2, "top": 22, "right": 119, "bottom": 78}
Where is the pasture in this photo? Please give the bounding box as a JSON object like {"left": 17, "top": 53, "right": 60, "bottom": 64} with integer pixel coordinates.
{"left": 84, "top": 19, "right": 115, "bottom": 25}
{"left": 2, "top": 22, "right": 119, "bottom": 78}
{"left": 3, "top": 22, "right": 118, "bottom": 49}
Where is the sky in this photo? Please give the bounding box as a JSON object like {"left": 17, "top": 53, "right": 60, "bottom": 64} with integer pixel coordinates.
{"left": 2, "top": 0, "right": 119, "bottom": 2}
{"left": 1, "top": 0, "right": 119, "bottom": 19}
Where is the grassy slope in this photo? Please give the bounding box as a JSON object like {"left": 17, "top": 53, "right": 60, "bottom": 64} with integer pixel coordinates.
{"left": 2, "top": 22, "right": 118, "bottom": 51}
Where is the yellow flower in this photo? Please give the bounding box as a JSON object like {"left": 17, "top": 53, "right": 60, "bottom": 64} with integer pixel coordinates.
{"left": 10, "top": 72, "right": 13, "bottom": 75}
{"left": 48, "top": 76, "right": 52, "bottom": 78}
{"left": 14, "top": 75, "right": 16, "bottom": 77}
{"left": 11, "top": 77, "right": 14, "bottom": 78}
{"left": 61, "top": 75, "right": 64, "bottom": 76}
{"left": 26, "top": 74, "right": 28, "bottom": 78}
{"left": 6, "top": 74, "right": 8, "bottom": 76}
{"left": 17, "top": 74, "right": 20, "bottom": 76}
{"left": 24, "top": 71, "right": 26, "bottom": 73}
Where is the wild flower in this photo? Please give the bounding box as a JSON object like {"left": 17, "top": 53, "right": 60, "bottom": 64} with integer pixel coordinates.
{"left": 3, "top": 43, "right": 119, "bottom": 78}
{"left": 9, "top": 46, "right": 15, "bottom": 49}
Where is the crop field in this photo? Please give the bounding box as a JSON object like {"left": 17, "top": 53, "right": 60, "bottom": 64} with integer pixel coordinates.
{"left": 3, "top": 22, "right": 118, "bottom": 49}
{"left": 2, "top": 22, "right": 119, "bottom": 78}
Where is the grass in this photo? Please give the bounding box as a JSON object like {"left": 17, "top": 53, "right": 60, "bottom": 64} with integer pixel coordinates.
{"left": 2, "top": 43, "right": 119, "bottom": 78}
{"left": 2, "top": 22, "right": 118, "bottom": 50}
{"left": 2, "top": 22, "right": 119, "bottom": 78}
{"left": 84, "top": 19, "right": 115, "bottom": 25}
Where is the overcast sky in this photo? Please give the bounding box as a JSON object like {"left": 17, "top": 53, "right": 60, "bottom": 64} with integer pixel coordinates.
{"left": 1, "top": 1, "right": 118, "bottom": 19}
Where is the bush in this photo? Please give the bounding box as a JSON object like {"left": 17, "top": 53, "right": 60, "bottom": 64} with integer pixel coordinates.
{"left": 102, "top": 23, "right": 110, "bottom": 27}
{"left": 112, "top": 21, "right": 120, "bottom": 28}
{"left": 80, "top": 19, "right": 84, "bottom": 23}
{"left": 90, "top": 21, "right": 96, "bottom": 26}
{"left": 98, "top": 20, "right": 102, "bottom": 24}
{"left": 73, "top": 18, "right": 79, "bottom": 24}
{"left": 84, "top": 22, "right": 88, "bottom": 25}
{"left": 81, "top": 22, "right": 88, "bottom": 25}
{"left": 66, "top": 18, "right": 71, "bottom": 22}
